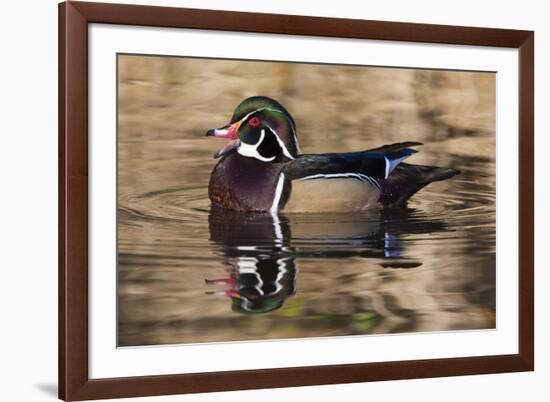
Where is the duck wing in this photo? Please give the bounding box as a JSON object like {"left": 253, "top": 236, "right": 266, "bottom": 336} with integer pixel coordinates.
{"left": 283, "top": 142, "right": 421, "bottom": 182}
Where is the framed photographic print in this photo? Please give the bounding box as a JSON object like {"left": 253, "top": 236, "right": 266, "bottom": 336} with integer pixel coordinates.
{"left": 59, "top": 1, "right": 534, "bottom": 400}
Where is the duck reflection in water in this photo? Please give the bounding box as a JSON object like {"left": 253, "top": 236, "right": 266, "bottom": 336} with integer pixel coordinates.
{"left": 206, "top": 207, "right": 450, "bottom": 314}
{"left": 206, "top": 208, "right": 296, "bottom": 314}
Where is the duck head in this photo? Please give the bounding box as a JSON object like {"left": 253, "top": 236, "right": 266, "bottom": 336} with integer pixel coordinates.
{"left": 206, "top": 96, "right": 300, "bottom": 163}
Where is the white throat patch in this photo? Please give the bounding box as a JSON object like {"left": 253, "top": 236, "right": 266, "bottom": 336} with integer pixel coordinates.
{"left": 237, "top": 129, "right": 276, "bottom": 162}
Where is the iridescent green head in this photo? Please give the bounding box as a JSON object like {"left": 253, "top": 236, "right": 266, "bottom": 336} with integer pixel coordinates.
{"left": 206, "top": 96, "right": 300, "bottom": 162}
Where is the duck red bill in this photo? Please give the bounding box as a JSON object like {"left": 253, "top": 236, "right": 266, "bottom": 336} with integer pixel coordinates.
{"left": 213, "top": 139, "right": 240, "bottom": 159}
{"left": 206, "top": 121, "right": 241, "bottom": 139}
{"left": 206, "top": 121, "right": 242, "bottom": 158}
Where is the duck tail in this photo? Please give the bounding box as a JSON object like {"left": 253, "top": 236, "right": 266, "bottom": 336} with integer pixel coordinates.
{"left": 379, "top": 162, "right": 460, "bottom": 207}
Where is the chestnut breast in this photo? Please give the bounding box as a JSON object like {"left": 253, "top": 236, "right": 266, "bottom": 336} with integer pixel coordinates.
{"left": 209, "top": 153, "right": 289, "bottom": 212}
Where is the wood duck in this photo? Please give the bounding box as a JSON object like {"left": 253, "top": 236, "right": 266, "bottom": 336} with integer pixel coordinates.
{"left": 206, "top": 96, "right": 459, "bottom": 213}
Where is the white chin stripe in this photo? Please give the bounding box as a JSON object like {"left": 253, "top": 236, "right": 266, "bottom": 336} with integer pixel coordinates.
{"left": 237, "top": 129, "right": 276, "bottom": 162}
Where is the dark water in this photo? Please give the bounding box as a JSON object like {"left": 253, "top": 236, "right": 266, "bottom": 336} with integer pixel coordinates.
{"left": 117, "top": 55, "right": 496, "bottom": 346}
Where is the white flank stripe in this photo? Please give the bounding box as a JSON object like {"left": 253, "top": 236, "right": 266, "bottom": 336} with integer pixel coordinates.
{"left": 297, "top": 172, "right": 381, "bottom": 189}
{"left": 271, "top": 173, "right": 286, "bottom": 213}
{"left": 384, "top": 157, "right": 390, "bottom": 179}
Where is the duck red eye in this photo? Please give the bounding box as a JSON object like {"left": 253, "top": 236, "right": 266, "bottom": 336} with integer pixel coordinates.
{"left": 248, "top": 117, "right": 261, "bottom": 127}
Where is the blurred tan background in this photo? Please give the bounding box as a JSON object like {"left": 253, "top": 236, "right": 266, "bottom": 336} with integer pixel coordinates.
{"left": 118, "top": 55, "right": 495, "bottom": 156}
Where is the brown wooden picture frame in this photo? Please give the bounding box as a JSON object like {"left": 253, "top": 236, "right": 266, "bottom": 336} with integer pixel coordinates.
{"left": 59, "top": 1, "right": 534, "bottom": 400}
